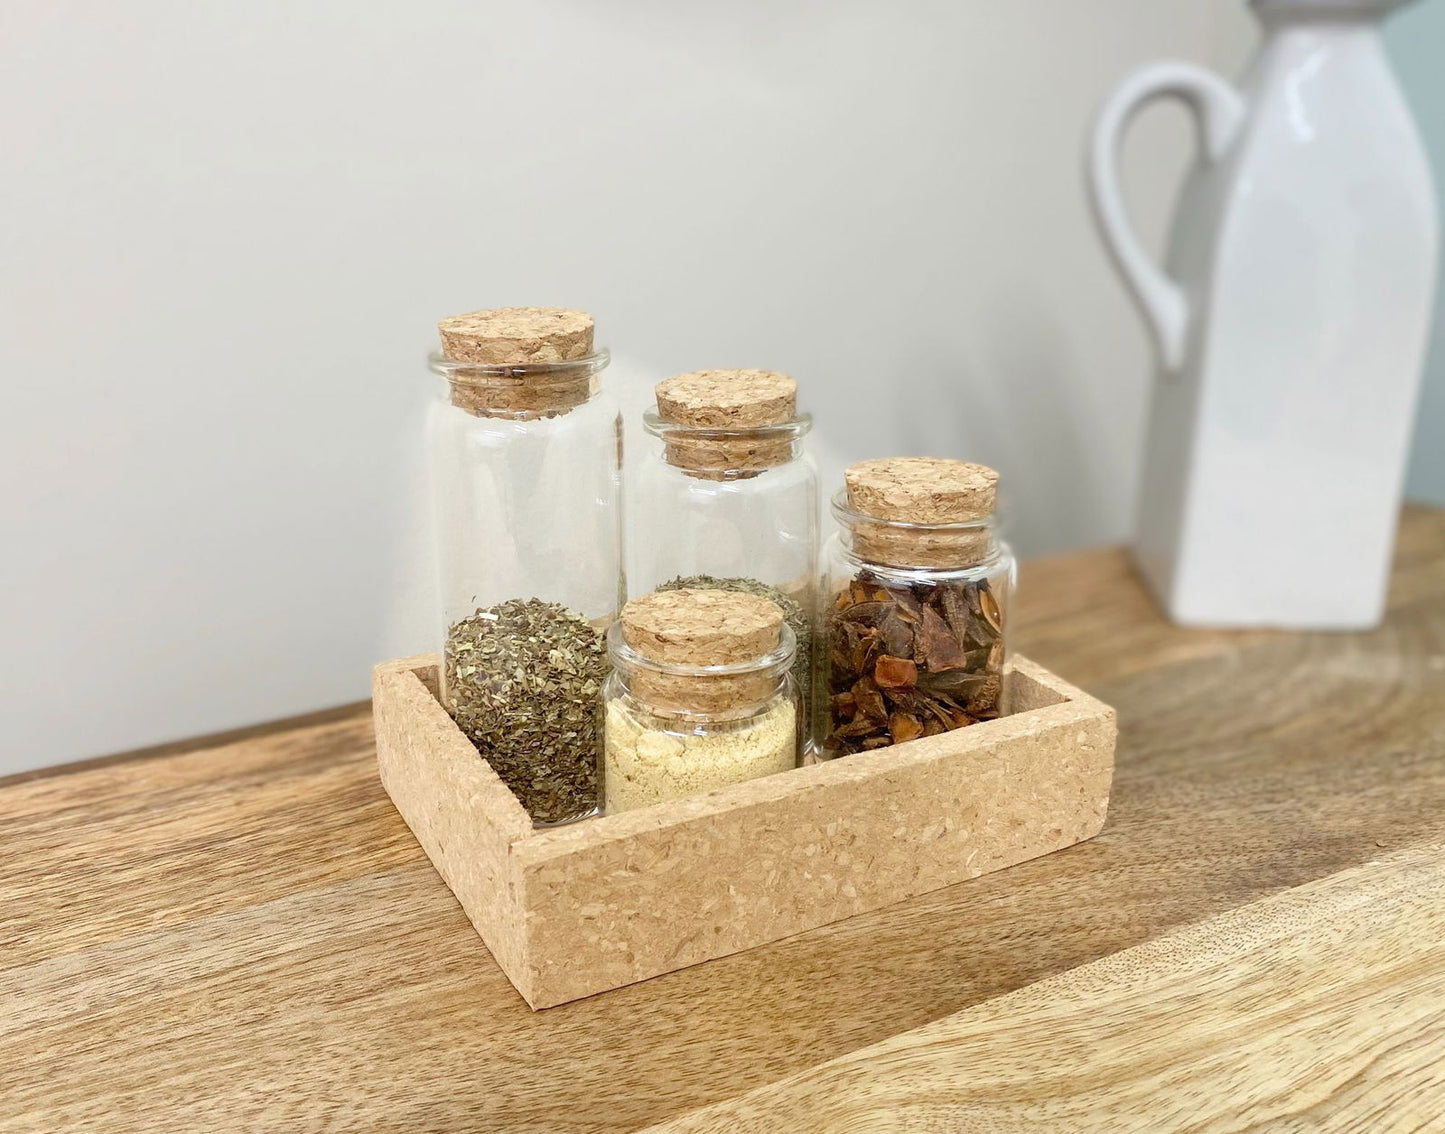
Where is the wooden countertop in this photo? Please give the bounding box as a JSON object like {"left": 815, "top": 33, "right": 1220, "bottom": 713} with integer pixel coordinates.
{"left": 4, "top": 508, "right": 1444, "bottom": 1133}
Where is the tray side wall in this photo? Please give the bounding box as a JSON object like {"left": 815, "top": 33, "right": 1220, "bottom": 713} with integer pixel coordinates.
{"left": 373, "top": 657, "right": 536, "bottom": 998}
{"left": 518, "top": 668, "right": 1115, "bottom": 1007}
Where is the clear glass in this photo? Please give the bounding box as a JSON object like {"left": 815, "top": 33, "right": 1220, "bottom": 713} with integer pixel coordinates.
{"left": 428, "top": 350, "right": 623, "bottom": 825}
{"left": 818, "top": 491, "right": 1016, "bottom": 758}
{"left": 630, "top": 413, "right": 819, "bottom": 738}
{"left": 601, "top": 623, "right": 801, "bottom": 814}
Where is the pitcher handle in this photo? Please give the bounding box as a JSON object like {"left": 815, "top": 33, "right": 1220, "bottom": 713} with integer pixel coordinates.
{"left": 1088, "top": 62, "right": 1245, "bottom": 376}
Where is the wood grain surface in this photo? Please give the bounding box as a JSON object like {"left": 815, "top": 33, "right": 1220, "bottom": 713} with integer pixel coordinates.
{"left": 642, "top": 846, "right": 1445, "bottom": 1133}
{"left": 3, "top": 506, "right": 1444, "bottom": 1133}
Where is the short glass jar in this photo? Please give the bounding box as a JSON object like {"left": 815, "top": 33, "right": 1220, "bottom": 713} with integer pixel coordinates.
{"left": 819, "top": 458, "right": 1015, "bottom": 758}
{"left": 602, "top": 588, "right": 801, "bottom": 814}
{"left": 630, "top": 370, "right": 818, "bottom": 738}
{"left": 428, "top": 307, "right": 623, "bottom": 825}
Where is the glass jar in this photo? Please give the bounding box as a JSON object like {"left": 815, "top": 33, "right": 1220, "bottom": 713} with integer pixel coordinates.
{"left": 629, "top": 370, "right": 818, "bottom": 739}
{"left": 428, "top": 307, "right": 623, "bottom": 825}
{"left": 819, "top": 458, "right": 1015, "bottom": 758}
{"left": 602, "top": 588, "right": 800, "bottom": 814}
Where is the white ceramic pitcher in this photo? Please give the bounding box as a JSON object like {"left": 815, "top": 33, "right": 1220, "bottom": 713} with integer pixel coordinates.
{"left": 1090, "top": 0, "right": 1438, "bottom": 629}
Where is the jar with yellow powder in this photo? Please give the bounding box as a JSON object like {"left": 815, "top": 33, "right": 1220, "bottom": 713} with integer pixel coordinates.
{"left": 632, "top": 369, "right": 819, "bottom": 746}
{"left": 602, "top": 588, "right": 800, "bottom": 814}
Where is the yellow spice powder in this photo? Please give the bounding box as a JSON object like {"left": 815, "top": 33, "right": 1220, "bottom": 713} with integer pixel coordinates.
{"left": 604, "top": 698, "right": 797, "bottom": 813}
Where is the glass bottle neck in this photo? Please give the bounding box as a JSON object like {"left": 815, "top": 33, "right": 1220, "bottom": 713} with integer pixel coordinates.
{"left": 606, "top": 622, "right": 795, "bottom": 720}
{"left": 429, "top": 350, "right": 610, "bottom": 420}
{"left": 643, "top": 410, "right": 812, "bottom": 481}
{"left": 831, "top": 490, "right": 1001, "bottom": 573}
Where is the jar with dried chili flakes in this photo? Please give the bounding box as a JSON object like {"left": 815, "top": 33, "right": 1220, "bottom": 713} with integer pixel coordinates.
{"left": 819, "top": 458, "right": 1014, "bottom": 757}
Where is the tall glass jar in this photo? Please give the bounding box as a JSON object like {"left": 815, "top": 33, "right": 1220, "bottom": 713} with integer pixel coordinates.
{"left": 630, "top": 370, "right": 818, "bottom": 739}
{"left": 602, "top": 588, "right": 800, "bottom": 814}
{"left": 819, "top": 458, "right": 1015, "bottom": 758}
{"left": 428, "top": 307, "right": 623, "bottom": 825}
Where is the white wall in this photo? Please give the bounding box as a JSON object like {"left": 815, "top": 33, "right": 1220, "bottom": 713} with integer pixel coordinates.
{"left": 1, "top": 0, "right": 1256, "bottom": 774}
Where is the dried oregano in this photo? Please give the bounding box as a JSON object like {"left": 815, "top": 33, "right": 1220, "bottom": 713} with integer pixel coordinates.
{"left": 444, "top": 598, "right": 606, "bottom": 824}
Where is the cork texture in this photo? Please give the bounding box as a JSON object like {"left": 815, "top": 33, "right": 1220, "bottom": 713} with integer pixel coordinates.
{"left": 372, "top": 656, "right": 534, "bottom": 988}
{"left": 852, "top": 524, "right": 995, "bottom": 571}
{"left": 846, "top": 457, "right": 1000, "bottom": 569}
{"left": 655, "top": 370, "right": 797, "bottom": 480}
{"left": 438, "top": 307, "right": 594, "bottom": 365}
{"left": 621, "top": 589, "right": 786, "bottom": 714}
{"left": 662, "top": 434, "right": 796, "bottom": 481}
{"left": 655, "top": 370, "right": 797, "bottom": 428}
{"left": 621, "top": 589, "right": 783, "bottom": 666}
{"left": 437, "top": 307, "right": 596, "bottom": 417}
{"left": 374, "top": 653, "right": 1115, "bottom": 1010}
{"left": 845, "top": 457, "right": 998, "bottom": 522}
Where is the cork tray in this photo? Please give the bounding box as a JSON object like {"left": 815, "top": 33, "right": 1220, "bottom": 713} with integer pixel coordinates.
{"left": 373, "top": 654, "right": 1115, "bottom": 1010}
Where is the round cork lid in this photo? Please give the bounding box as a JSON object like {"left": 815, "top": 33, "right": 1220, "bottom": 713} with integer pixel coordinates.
{"left": 621, "top": 588, "right": 783, "bottom": 666}
{"left": 845, "top": 457, "right": 999, "bottom": 524}
{"left": 438, "top": 306, "right": 594, "bottom": 365}
{"left": 655, "top": 370, "right": 797, "bottom": 429}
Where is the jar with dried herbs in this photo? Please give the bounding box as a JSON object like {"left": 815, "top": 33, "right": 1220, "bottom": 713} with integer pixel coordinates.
{"left": 631, "top": 370, "right": 818, "bottom": 739}
{"left": 820, "top": 458, "right": 1014, "bottom": 758}
{"left": 429, "top": 307, "right": 623, "bottom": 825}
{"left": 602, "top": 588, "right": 800, "bottom": 814}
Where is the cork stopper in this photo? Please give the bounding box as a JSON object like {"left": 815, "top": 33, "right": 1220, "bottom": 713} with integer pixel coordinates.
{"left": 437, "top": 306, "right": 597, "bottom": 418}
{"left": 653, "top": 370, "right": 799, "bottom": 481}
{"left": 619, "top": 588, "right": 787, "bottom": 715}
{"left": 844, "top": 457, "right": 1000, "bottom": 569}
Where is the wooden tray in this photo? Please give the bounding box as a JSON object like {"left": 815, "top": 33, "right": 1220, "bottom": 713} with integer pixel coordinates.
{"left": 373, "top": 654, "right": 1115, "bottom": 1009}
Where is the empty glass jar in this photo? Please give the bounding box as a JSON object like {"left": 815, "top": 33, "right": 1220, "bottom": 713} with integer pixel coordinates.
{"left": 428, "top": 307, "right": 623, "bottom": 824}
{"left": 819, "top": 458, "right": 1014, "bottom": 758}
{"left": 629, "top": 369, "right": 818, "bottom": 739}
{"left": 602, "top": 588, "right": 800, "bottom": 813}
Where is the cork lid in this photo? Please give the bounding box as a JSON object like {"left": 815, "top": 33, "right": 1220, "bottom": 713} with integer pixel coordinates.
{"left": 439, "top": 307, "right": 594, "bottom": 365}
{"left": 845, "top": 458, "right": 998, "bottom": 523}
{"left": 655, "top": 370, "right": 797, "bottom": 429}
{"left": 436, "top": 306, "right": 599, "bottom": 417}
{"left": 652, "top": 370, "right": 800, "bottom": 480}
{"left": 621, "top": 588, "right": 782, "bottom": 666}
{"left": 618, "top": 589, "right": 790, "bottom": 716}
{"left": 843, "top": 457, "right": 1000, "bottom": 569}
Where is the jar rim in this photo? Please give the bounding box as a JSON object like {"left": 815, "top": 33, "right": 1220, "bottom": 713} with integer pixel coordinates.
{"left": 830, "top": 488, "right": 1004, "bottom": 575}
{"left": 606, "top": 620, "right": 797, "bottom": 679}
{"left": 641, "top": 409, "right": 812, "bottom": 442}
{"left": 428, "top": 348, "right": 610, "bottom": 384}
{"left": 829, "top": 551, "right": 1004, "bottom": 583}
